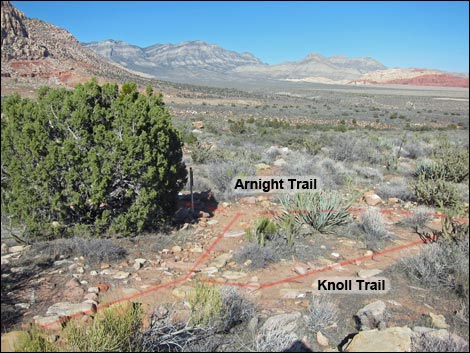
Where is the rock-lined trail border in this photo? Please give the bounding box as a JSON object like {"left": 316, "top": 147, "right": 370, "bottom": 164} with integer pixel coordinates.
{"left": 39, "top": 208, "right": 468, "bottom": 329}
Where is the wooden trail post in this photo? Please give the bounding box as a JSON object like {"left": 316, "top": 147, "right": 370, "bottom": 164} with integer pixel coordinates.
{"left": 190, "top": 167, "right": 194, "bottom": 214}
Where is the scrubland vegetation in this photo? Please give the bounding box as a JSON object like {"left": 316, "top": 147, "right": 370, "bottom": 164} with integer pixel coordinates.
{"left": 2, "top": 80, "right": 469, "bottom": 351}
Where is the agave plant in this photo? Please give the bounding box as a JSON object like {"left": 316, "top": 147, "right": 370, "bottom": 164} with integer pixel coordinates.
{"left": 277, "top": 191, "right": 354, "bottom": 233}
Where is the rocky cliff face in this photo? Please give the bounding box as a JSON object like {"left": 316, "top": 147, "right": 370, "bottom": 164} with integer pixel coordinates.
{"left": 1, "top": 1, "right": 153, "bottom": 91}
{"left": 1, "top": 1, "right": 49, "bottom": 60}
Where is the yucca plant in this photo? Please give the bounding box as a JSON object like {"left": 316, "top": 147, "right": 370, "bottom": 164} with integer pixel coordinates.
{"left": 278, "top": 191, "right": 353, "bottom": 233}
{"left": 246, "top": 216, "right": 277, "bottom": 246}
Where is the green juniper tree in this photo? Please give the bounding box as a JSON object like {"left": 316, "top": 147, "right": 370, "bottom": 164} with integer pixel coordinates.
{"left": 1, "top": 79, "right": 187, "bottom": 238}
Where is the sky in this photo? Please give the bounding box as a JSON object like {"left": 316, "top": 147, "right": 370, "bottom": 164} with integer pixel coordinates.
{"left": 12, "top": 1, "right": 470, "bottom": 72}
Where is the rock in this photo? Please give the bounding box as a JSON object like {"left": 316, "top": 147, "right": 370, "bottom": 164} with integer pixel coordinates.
{"left": 1, "top": 257, "right": 10, "bottom": 265}
{"left": 248, "top": 316, "right": 259, "bottom": 333}
{"left": 207, "top": 219, "right": 218, "bottom": 226}
{"left": 331, "top": 252, "right": 340, "bottom": 258}
{"left": 171, "top": 246, "right": 182, "bottom": 253}
{"left": 387, "top": 197, "right": 399, "bottom": 205}
{"left": 46, "top": 302, "right": 96, "bottom": 317}
{"left": 240, "top": 196, "right": 257, "bottom": 205}
{"left": 8, "top": 245, "right": 29, "bottom": 253}
{"left": 224, "top": 230, "right": 245, "bottom": 238}
{"left": 1, "top": 330, "right": 29, "bottom": 352}
{"left": 317, "top": 331, "right": 329, "bottom": 347}
{"left": 364, "top": 193, "right": 382, "bottom": 206}
{"left": 357, "top": 269, "right": 383, "bottom": 279}
{"left": 65, "top": 278, "right": 81, "bottom": 288}
{"left": 100, "top": 263, "right": 110, "bottom": 269}
{"left": 14, "top": 303, "right": 31, "bottom": 309}
{"left": 33, "top": 315, "right": 64, "bottom": 330}
{"left": 261, "top": 312, "right": 301, "bottom": 334}
{"left": 96, "top": 283, "right": 110, "bottom": 292}
{"left": 88, "top": 287, "right": 99, "bottom": 293}
{"left": 192, "top": 121, "right": 204, "bottom": 129}
{"left": 273, "top": 158, "right": 287, "bottom": 167}
{"left": 84, "top": 293, "right": 99, "bottom": 301}
{"left": 210, "top": 253, "right": 233, "bottom": 269}
{"left": 222, "top": 271, "right": 247, "bottom": 280}
{"left": 53, "top": 259, "right": 74, "bottom": 266}
{"left": 293, "top": 263, "right": 309, "bottom": 275}
{"left": 112, "top": 271, "right": 130, "bottom": 279}
{"left": 135, "top": 258, "right": 146, "bottom": 265}
{"left": 171, "top": 286, "right": 195, "bottom": 300}
{"left": 199, "top": 211, "right": 210, "bottom": 218}
{"left": 133, "top": 262, "right": 143, "bottom": 270}
{"left": 429, "top": 312, "right": 449, "bottom": 329}
{"left": 355, "top": 300, "right": 387, "bottom": 330}
{"left": 201, "top": 266, "right": 218, "bottom": 275}
{"left": 255, "top": 163, "right": 271, "bottom": 171}
{"left": 190, "top": 245, "right": 203, "bottom": 253}
{"left": 279, "top": 289, "right": 302, "bottom": 299}
{"left": 64, "top": 287, "right": 85, "bottom": 300}
{"left": 344, "top": 326, "right": 412, "bottom": 352}
{"left": 90, "top": 270, "right": 98, "bottom": 276}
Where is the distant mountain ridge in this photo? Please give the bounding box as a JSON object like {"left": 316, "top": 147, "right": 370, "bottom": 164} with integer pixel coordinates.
{"left": 2, "top": 1, "right": 468, "bottom": 90}
{"left": 84, "top": 39, "right": 389, "bottom": 84}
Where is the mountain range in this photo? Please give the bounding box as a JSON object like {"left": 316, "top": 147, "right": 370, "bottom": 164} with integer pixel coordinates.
{"left": 1, "top": 1, "right": 468, "bottom": 91}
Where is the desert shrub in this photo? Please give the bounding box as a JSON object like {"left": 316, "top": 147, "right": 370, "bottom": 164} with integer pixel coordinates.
{"left": 412, "top": 332, "right": 469, "bottom": 352}
{"left": 190, "top": 142, "right": 214, "bottom": 164}
{"left": 206, "top": 160, "right": 255, "bottom": 200}
{"left": 318, "top": 158, "right": 356, "bottom": 189}
{"left": 189, "top": 282, "right": 223, "bottom": 327}
{"left": 219, "top": 287, "right": 256, "bottom": 332}
{"left": 278, "top": 191, "right": 353, "bottom": 233}
{"left": 413, "top": 175, "right": 460, "bottom": 208}
{"left": 233, "top": 242, "right": 279, "bottom": 270}
{"left": 185, "top": 131, "right": 198, "bottom": 145}
{"left": 305, "top": 295, "right": 338, "bottom": 333}
{"left": 141, "top": 306, "right": 214, "bottom": 352}
{"left": 402, "top": 207, "right": 435, "bottom": 228}
{"left": 63, "top": 303, "right": 143, "bottom": 352}
{"left": 229, "top": 119, "right": 246, "bottom": 134}
{"left": 31, "top": 236, "right": 127, "bottom": 264}
{"left": 328, "top": 132, "right": 383, "bottom": 164}
{"left": 353, "top": 165, "right": 383, "bottom": 182}
{"left": 245, "top": 217, "right": 277, "bottom": 247}
{"left": 432, "top": 145, "right": 469, "bottom": 183}
{"left": 15, "top": 327, "right": 56, "bottom": 352}
{"left": 415, "top": 149, "right": 469, "bottom": 183}
{"left": 17, "top": 302, "right": 143, "bottom": 352}
{"left": 1, "top": 81, "right": 187, "bottom": 237}
{"left": 376, "top": 178, "right": 415, "bottom": 201}
{"left": 358, "top": 209, "right": 391, "bottom": 250}
{"left": 254, "top": 323, "right": 298, "bottom": 352}
{"left": 401, "top": 237, "right": 468, "bottom": 320}
{"left": 281, "top": 151, "right": 317, "bottom": 176}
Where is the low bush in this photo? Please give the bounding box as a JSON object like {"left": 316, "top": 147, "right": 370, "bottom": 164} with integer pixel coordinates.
{"left": 358, "top": 209, "right": 391, "bottom": 250}
{"left": 402, "top": 207, "right": 435, "bottom": 228}
{"left": 377, "top": 179, "right": 415, "bottom": 201}
{"left": 413, "top": 175, "right": 460, "bottom": 208}
{"left": 412, "top": 331, "right": 469, "bottom": 352}
{"left": 233, "top": 242, "right": 279, "bottom": 270}
{"left": 31, "top": 236, "right": 127, "bottom": 264}
{"left": 401, "top": 237, "right": 468, "bottom": 321}
{"left": 189, "top": 282, "right": 223, "bottom": 327}
{"left": 16, "top": 302, "right": 142, "bottom": 352}
{"left": 305, "top": 295, "right": 338, "bottom": 333}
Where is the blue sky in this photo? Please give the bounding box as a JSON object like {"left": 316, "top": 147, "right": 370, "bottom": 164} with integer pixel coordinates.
{"left": 12, "top": 1, "right": 469, "bottom": 72}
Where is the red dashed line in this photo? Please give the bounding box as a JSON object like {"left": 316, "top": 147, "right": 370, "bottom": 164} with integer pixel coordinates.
{"left": 38, "top": 206, "right": 468, "bottom": 329}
